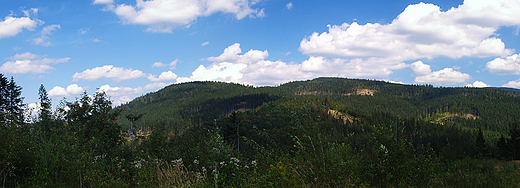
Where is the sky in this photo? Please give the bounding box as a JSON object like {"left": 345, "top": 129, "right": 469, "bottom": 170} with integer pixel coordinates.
{"left": 1, "top": 0, "right": 520, "bottom": 109}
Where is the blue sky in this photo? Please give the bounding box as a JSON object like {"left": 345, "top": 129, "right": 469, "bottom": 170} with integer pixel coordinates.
{"left": 1, "top": 0, "right": 520, "bottom": 109}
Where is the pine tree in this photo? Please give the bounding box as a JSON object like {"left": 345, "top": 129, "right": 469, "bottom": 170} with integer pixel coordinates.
{"left": 4, "top": 77, "right": 24, "bottom": 126}
{"left": 38, "top": 84, "right": 52, "bottom": 134}
{"left": 0, "top": 74, "right": 8, "bottom": 122}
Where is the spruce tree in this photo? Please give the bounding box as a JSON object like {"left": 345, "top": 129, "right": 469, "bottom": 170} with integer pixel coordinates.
{"left": 0, "top": 74, "right": 8, "bottom": 122}
{"left": 38, "top": 84, "right": 52, "bottom": 133}
{"left": 4, "top": 77, "right": 24, "bottom": 126}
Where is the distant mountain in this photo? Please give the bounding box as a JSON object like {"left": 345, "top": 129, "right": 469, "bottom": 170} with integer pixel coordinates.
{"left": 116, "top": 77, "right": 520, "bottom": 134}
{"left": 486, "top": 87, "right": 520, "bottom": 94}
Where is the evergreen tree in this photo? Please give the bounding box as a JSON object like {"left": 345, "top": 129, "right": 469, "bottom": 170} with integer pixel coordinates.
{"left": 475, "top": 128, "right": 486, "bottom": 158}
{"left": 38, "top": 84, "right": 52, "bottom": 134}
{"left": 4, "top": 77, "right": 24, "bottom": 126}
{"left": 508, "top": 120, "right": 520, "bottom": 160}
{"left": 0, "top": 74, "right": 8, "bottom": 122}
{"left": 497, "top": 135, "right": 509, "bottom": 160}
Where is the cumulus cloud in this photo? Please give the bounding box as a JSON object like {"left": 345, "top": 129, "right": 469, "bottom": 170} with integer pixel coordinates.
{"left": 102, "top": 0, "right": 265, "bottom": 32}
{"left": 299, "top": 0, "right": 519, "bottom": 71}
{"left": 177, "top": 43, "right": 402, "bottom": 86}
{"left": 0, "top": 52, "right": 70, "bottom": 74}
{"left": 148, "top": 70, "right": 178, "bottom": 81}
{"left": 32, "top": 24, "right": 61, "bottom": 46}
{"left": 97, "top": 82, "right": 170, "bottom": 105}
{"left": 410, "top": 61, "right": 431, "bottom": 76}
{"left": 206, "top": 43, "right": 268, "bottom": 63}
{"left": 466, "top": 81, "right": 489, "bottom": 88}
{"left": 72, "top": 65, "right": 146, "bottom": 82}
{"left": 26, "top": 102, "right": 41, "bottom": 113}
{"left": 48, "top": 84, "right": 85, "bottom": 97}
{"left": 152, "top": 59, "right": 179, "bottom": 69}
{"left": 0, "top": 14, "right": 39, "bottom": 39}
{"left": 485, "top": 54, "right": 520, "bottom": 75}
{"left": 414, "top": 66, "right": 471, "bottom": 85}
{"left": 503, "top": 79, "right": 520, "bottom": 88}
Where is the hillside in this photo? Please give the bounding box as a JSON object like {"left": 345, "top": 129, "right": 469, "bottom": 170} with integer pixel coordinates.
{"left": 111, "top": 77, "right": 520, "bottom": 187}
{"left": 117, "top": 77, "right": 520, "bottom": 134}
{"left": 5, "top": 77, "right": 520, "bottom": 187}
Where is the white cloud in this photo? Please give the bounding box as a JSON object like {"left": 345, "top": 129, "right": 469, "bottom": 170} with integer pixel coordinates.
{"left": 0, "top": 15, "right": 39, "bottom": 39}
{"left": 466, "top": 81, "right": 489, "bottom": 88}
{"left": 72, "top": 65, "right": 146, "bottom": 82}
{"left": 98, "top": 84, "right": 140, "bottom": 96}
{"left": 152, "top": 61, "right": 167, "bottom": 67}
{"left": 286, "top": 2, "right": 293, "bottom": 10}
{"left": 93, "top": 0, "right": 114, "bottom": 4}
{"left": 299, "top": 0, "right": 519, "bottom": 73}
{"left": 25, "top": 102, "right": 42, "bottom": 118}
{"left": 9, "top": 52, "right": 40, "bottom": 60}
{"left": 503, "top": 79, "right": 520, "bottom": 88}
{"left": 152, "top": 59, "right": 179, "bottom": 69}
{"left": 0, "top": 52, "right": 70, "bottom": 74}
{"left": 96, "top": 82, "right": 170, "bottom": 105}
{"left": 177, "top": 43, "right": 403, "bottom": 86}
{"left": 92, "top": 38, "right": 101, "bottom": 42}
{"left": 410, "top": 61, "right": 431, "bottom": 76}
{"left": 144, "top": 82, "right": 169, "bottom": 90}
{"left": 176, "top": 63, "right": 248, "bottom": 84}
{"left": 105, "top": 0, "right": 265, "bottom": 33}
{"left": 414, "top": 67, "right": 471, "bottom": 85}
{"left": 206, "top": 43, "right": 268, "bottom": 63}
{"left": 48, "top": 84, "right": 85, "bottom": 97}
{"left": 485, "top": 54, "right": 520, "bottom": 75}
{"left": 201, "top": 41, "right": 209, "bottom": 46}
{"left": 32, "top": 24, "right": 61, "bottom": 46}
{"left": 22, "top": 8, "right": 39, "bottom": 17}
{"left": 148, "top": 70, "right": 178, "bottom": 81}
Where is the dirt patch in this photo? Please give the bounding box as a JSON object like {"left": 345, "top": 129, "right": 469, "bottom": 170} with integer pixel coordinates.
{"left": 328, "top": 109, "right": 353, "bottom": 124}
{"left": 344, "top": 89, "right": 377, "bottom": 96}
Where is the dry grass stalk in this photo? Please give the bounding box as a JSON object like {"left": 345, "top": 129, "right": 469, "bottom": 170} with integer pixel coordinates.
{"left": 157, "top": 162, "right": 204, "bottom": 188}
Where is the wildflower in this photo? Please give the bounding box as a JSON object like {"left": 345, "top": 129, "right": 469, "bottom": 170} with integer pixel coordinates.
{"left": 202, "top": 166, "right": 207, "bottom": 172}
{"left": 230, "top": 157, "right": 239, "bottom": 163}
{"left": 220, "top": 161, "right": 225, "bottom": 166}
{"left": 251, "top": 160, "right": 257, "bottom": 166}
{"left": 193, "top": 159, "right": 199, "bottom": 164}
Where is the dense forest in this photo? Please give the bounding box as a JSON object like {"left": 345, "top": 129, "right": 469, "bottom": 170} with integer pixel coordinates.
{"left": 2, "top": 75, "right": 520, "bottom": 187}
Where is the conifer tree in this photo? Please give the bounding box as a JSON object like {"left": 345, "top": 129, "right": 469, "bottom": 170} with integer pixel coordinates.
{"left": 38, "top": 84, "right": 52, "bottom": 134}
{"left": 4, "top": 77, "right": 24, "bottom": 126}
{"left": 508, "top": 119, "right": 520, "bottom": 160}
{"left": 475, "top": 128, "right": 486, "bottom": 158}
{"left": 0, "top": 74, "right": 8, "bottom": 122}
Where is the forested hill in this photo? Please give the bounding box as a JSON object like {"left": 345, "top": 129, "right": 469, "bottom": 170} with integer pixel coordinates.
{"left": 116, "top": 77, "right": 520, "bottom": 134}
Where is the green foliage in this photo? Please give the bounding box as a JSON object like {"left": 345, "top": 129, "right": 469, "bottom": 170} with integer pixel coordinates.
{"left": 5, "top": 77, "right": 520, "bottom": 186}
